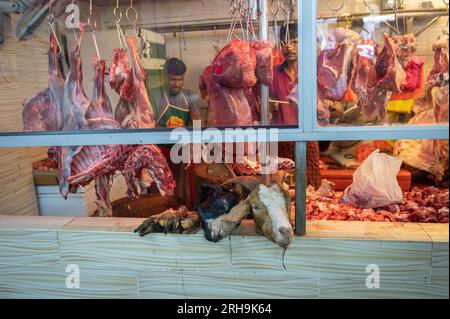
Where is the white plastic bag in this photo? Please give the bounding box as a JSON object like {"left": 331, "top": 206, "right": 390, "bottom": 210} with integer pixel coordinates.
{"left": 342, "top": 149, "right": 403, "bottom": 208}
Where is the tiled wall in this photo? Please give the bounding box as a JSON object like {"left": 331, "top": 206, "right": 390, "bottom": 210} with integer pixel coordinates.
{"left": 0, "top": 216, "right": 447, "bottom": 299}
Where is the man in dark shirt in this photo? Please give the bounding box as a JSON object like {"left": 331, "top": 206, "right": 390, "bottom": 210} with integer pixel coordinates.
{"left": 155, "top": 58, "right": 201, "bottom": 128}
{"left": 269, "top": 24, "right": 321, "bottom": 189}
{"left": 152, "top": 58, "right": 202, "bottom": 203}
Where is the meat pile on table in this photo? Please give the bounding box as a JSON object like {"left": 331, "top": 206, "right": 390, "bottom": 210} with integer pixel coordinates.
{"left": 305, "top": 180, "right": 449, "bottom": 223}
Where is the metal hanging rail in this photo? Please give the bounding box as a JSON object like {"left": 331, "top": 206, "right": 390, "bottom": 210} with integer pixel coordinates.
{"left": 316, "top": 8, "right": 448, "bottom": 22}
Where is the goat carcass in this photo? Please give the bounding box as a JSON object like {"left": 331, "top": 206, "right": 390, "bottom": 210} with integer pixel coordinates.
{"left": 114, "top": 36, "right": 155, "bottom": 129}
{"left": 57, "top": 24, "right": 90, "bottom": 197}
{"left": 23, "top": 33, "right": 64, "bottom": 132}
{"left": 53, "top": 29, "right": 175, "bottom": 215}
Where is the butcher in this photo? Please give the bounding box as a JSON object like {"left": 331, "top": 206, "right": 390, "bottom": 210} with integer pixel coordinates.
{"left": 269, "top": 23, "right": 321, "bottom": 189}
{"left": 152, "top": 58, "right": 203, "bottom": 201}
{"left": 155, "top": 57, "right": 201, "bottom": 128}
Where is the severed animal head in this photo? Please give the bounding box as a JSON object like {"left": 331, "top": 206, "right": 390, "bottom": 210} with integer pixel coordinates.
{"left": 198, "top": 177, "right": 294, "bottom": 248}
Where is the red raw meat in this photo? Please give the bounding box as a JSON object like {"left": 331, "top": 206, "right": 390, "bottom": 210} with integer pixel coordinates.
{"left": 109, "top": 48, "right": 134, "bottom": 102}
{"left": 351, "top": 38, "right": 378, "bottom": 117}
{"left": 307, "top": 181, "right": 449, "bottom": 223}
{"left": 393, "top": 34, "right": 425, "bottom": 92}
{"left": 317, "top": 28, "right": 360, "bottom": 101}
{"left": 355, "top": 143, "right": 377, "bottom": 162}
{"left": 401, "top": 57, "right": 425, "bottom": 92}
{"left": 212, "top": 39, "right": 257, "bottom": 88}
{"left": 375, "top": 34, "right": 407, "bottom": 92}
{"left": 86, "top": 59, "right": 121, "bottom": 129}
{"left": 243, "top": 86, "right": 261, "bottom": 124}
{"left": 200, "top": 65, "right": 252, "bottom": 127}
{"left": 251, "top": 40, "right": 274, "bottom": 86}
{"left": 427, "top": 34, "right": 449, "bottom": 88}
{"left": 123, "top": 145, "right": 177, "bottom": 199}
{"left": 23, "top": 33, "right": 64, "bottom": 132}
{"left": 117, "top": 37, "right": 155, "bottom": 129}
{"left": 58, "top": 24, "right": 90, "bottom": 197}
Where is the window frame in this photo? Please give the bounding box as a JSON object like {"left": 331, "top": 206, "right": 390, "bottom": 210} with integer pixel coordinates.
{"left": 0, "top": 0, "right": 448, "bottom": 237}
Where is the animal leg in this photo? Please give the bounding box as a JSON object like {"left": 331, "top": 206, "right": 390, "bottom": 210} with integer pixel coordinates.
{"left": 135, "top": 206, "right": 200, "bottom": 236}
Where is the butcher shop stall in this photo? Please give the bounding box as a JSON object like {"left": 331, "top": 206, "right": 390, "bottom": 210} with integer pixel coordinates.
{"left": 0, "top": 0, "right": 448, "bottom": 299}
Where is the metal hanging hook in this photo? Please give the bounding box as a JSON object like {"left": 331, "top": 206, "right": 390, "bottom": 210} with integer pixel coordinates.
{"left": 385, "top": 0, "right": 404, "bottom": 35}
{"left": 271, "top": 0, "right": 280, "bottom": 49}
{"left": 126, "top": 0, "right": 138, "bottom": 29}
{"left": 114, "top": 0, "right": 126, "bottom": 49}
{"left": 88, "top": 0, "right": 101, "bottom": 60}
{"left": 280, "top": 0, "right": 295, "bottom": 46}
{"left": 326, "top": 0, "right": 344, "bottom": 17}
{"left": 45, "top": 0, "right": 62, "bottom": 56}
{"left": 114, "top": 0, "right": 123, "bottom": 22}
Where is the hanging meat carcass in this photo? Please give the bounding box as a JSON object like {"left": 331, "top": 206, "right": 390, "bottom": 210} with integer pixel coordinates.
{"left": 212, "top": 39, "right": 257, "bottom": 88}
{"left": 22, "top": 32, "right": 64, "bottom": 132}
{"left": 200, "top": 65, "right": 253, "bottom": 127}
{"left": 66, "top": 58, "right": 123, "bottom": 216}
{"left": 109, "top": 48, "right": 134, "bottom": 102}
{"left": 427, "top": 34, "right": 449, "bottom": 89}
{"left": 359, "top": 33, "right": 408, "bottom": 120}
{"left": 375, "top": 33, "right": 407, "bottom": 92}
{"left": 394, "top": 34, "right": 425, "bottom": 93}
{"left": 112, "top": 37, "right": 155, "bottom": 129}
{"left": 350, "top": 38, "right": 378, "bottom": 118}
{"left": 251, "top": 40, "right": 274, "bottom": 86}
{"left": 394, "top": 35, "right": 449, "bottom": 183}
{"left": 57, "top": 24, "right": 91, "bottom": 197}
{"left": 317, "top": 28, "right": 360, "bottom": 102}
{"left": 47, "top": 26, "right": 175, "bottom": 216}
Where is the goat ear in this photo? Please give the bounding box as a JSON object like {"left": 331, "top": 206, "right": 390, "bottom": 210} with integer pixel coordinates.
{"left": 222, "top": 200, "right": 251, "bottom": 223}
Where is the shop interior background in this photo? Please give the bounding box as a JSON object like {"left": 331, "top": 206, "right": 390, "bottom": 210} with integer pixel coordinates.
{"left": 0, "top": 0, "right": 448, "bottom": 216}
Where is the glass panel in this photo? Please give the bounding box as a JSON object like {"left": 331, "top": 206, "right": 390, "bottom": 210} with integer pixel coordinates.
{"left": 0, "top": 141, "right": 297, "bottom": 246}
{"left": 309, "top": 138, "right": 449, "bottom": 223}
{"left": 0, "top": 0, "right": 301, "bottom": 135}
{"left": 315, "top": 0, "right": 449, "bottom": 128}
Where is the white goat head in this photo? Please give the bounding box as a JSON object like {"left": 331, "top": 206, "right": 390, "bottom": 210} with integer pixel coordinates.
{"left": 245, "top": 182, "right": 294, "bottom": 248}
{"left": 217, "top": 177, "right": 294, "bottom": 248}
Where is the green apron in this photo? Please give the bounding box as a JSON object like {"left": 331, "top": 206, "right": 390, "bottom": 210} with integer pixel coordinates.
{"left": 156, "top": 92, "right": 190, "bottom": 128}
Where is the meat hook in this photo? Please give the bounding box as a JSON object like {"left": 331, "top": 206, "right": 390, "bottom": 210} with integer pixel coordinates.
{"left": 326, "top": 0, "right": 344, "bottom": 17}
{"left": 384, "top": 0, "right": 404, "bottom": 35}
{"left": 280, "top": 0, "right": 295, "bottom": 46}
{"left": 87, "top": 0, "right": 101, "bottom": 60}
{"left": 271, "top": 0, "right": 280, "bottom": 50}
